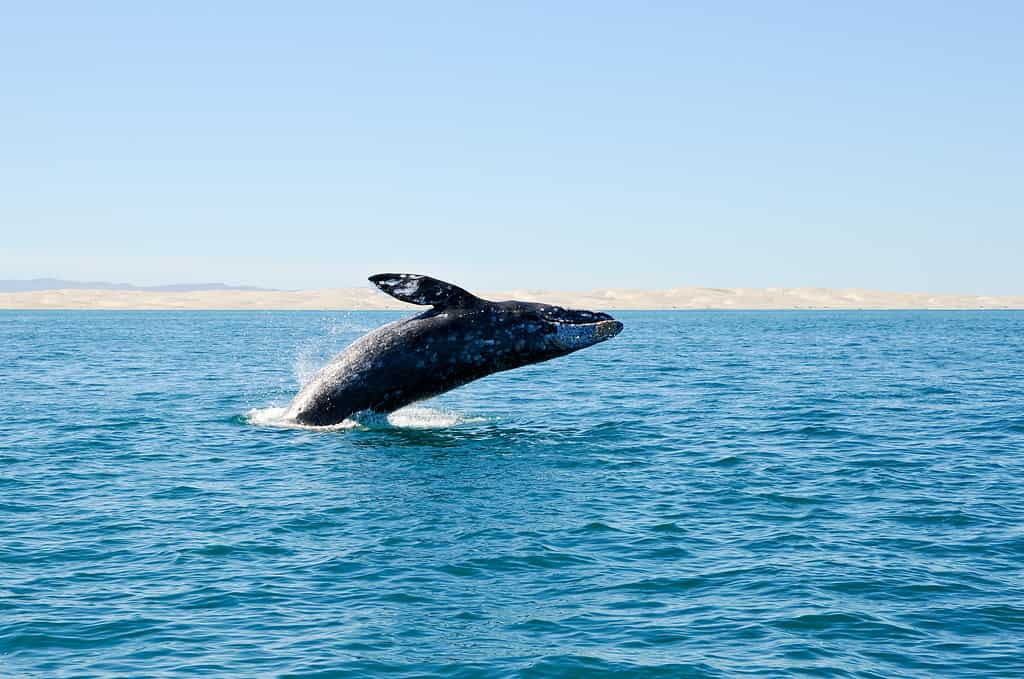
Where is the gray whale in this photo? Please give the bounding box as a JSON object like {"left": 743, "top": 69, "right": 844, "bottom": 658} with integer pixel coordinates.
{"left": 285, "top": 274, "right": 623, "bottom": 426}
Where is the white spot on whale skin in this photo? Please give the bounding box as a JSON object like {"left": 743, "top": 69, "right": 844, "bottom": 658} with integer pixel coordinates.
{"left": 394, "top": 280, "right": 420, "bottom": 296}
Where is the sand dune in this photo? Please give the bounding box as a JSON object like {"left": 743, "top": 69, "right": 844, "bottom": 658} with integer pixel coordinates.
{"left": 2, "top": 287, "right": 1022, "bottom": 310}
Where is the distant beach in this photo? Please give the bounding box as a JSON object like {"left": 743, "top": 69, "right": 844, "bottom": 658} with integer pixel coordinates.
{"left": 1, "top": 286, "right": 1022, "bottom": 310}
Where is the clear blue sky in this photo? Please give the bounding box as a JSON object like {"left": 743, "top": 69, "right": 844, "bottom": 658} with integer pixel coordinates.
{"left": 2, "top": 2, "right": 1021, "bottom": 293}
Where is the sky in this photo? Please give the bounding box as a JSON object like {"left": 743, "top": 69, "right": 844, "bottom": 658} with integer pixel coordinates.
{"left": 2, "top": 1, "right": 1022, "bottom": 293}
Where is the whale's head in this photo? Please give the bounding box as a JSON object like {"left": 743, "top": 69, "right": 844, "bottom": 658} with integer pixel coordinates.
{"left": 369, "top": 273, "right": 623, "bottom": 368}
{"left": 482, "top": 300, "right": 624, "bottom": 366}
{"left": 539, "top": 305, "right": 624, "bottom": 353}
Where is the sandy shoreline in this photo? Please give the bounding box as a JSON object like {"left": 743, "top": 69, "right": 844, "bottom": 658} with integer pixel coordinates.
{"left": 2, "top": 287, "right": 1023, "bottom": 310}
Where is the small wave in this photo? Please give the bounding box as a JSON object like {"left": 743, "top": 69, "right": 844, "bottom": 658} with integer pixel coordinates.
{"left": 245, "top": 405, "right": 483, "bottom": 431}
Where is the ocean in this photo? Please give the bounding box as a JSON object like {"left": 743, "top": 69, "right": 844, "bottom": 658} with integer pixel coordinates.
{"left": 2, "top": 310, "right": 1022, "bottom": 677}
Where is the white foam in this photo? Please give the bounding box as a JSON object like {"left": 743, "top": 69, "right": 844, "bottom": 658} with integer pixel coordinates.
{"left": 245, "top": 405, "right": 484, "bottom": 432}
{"left": 384, "top": 405, "right": 485, "bottom": 429}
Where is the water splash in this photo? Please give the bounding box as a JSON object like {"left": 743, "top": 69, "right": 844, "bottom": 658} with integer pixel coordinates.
{"left": 293, "top": 344, "right": 329, "bottom": 387}
{"left": 246, "top": 404, "right": 484, "bottom": 431}
{"left": 383, "top": 405, "right": 486, "bottom": 429}
{"left": 293, "top": 315, "right": 386, "bottom": 386}
{"left": 246, "top": 406, "right": 357, "bottom": 431}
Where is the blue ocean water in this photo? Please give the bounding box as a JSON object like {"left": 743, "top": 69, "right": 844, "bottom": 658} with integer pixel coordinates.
{"left": 2, "top": 310, "right": 1023, "bottom": 678}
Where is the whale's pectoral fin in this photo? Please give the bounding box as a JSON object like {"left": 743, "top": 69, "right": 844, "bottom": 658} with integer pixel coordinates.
{"left": 369, "top": 273, "right": 479, "bottom": 308}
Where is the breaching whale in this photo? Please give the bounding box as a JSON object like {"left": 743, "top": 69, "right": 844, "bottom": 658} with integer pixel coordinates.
{"left": 285, "top": 274, "right": 624, "bottom": 426}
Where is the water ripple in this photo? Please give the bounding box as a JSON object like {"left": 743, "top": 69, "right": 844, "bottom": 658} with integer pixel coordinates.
{"left": 1, "top": 310, "right": 1023, "bottom": 677}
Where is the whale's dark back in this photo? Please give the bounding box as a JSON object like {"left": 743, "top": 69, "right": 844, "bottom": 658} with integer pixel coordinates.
{"left": 285, "top": 274, "right": 622, "bottom": 426}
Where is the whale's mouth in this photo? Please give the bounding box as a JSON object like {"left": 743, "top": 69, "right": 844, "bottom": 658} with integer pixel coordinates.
{"left": 551, "top": 319, "right": 624, "bottom": 350}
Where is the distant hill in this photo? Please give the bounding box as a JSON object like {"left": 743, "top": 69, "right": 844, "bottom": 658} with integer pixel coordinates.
{"left": 0, "top": 278, "right": 276, "bottom": 292}
{"left": 3, "top": 285, "right": 1023, "bottom": 310}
